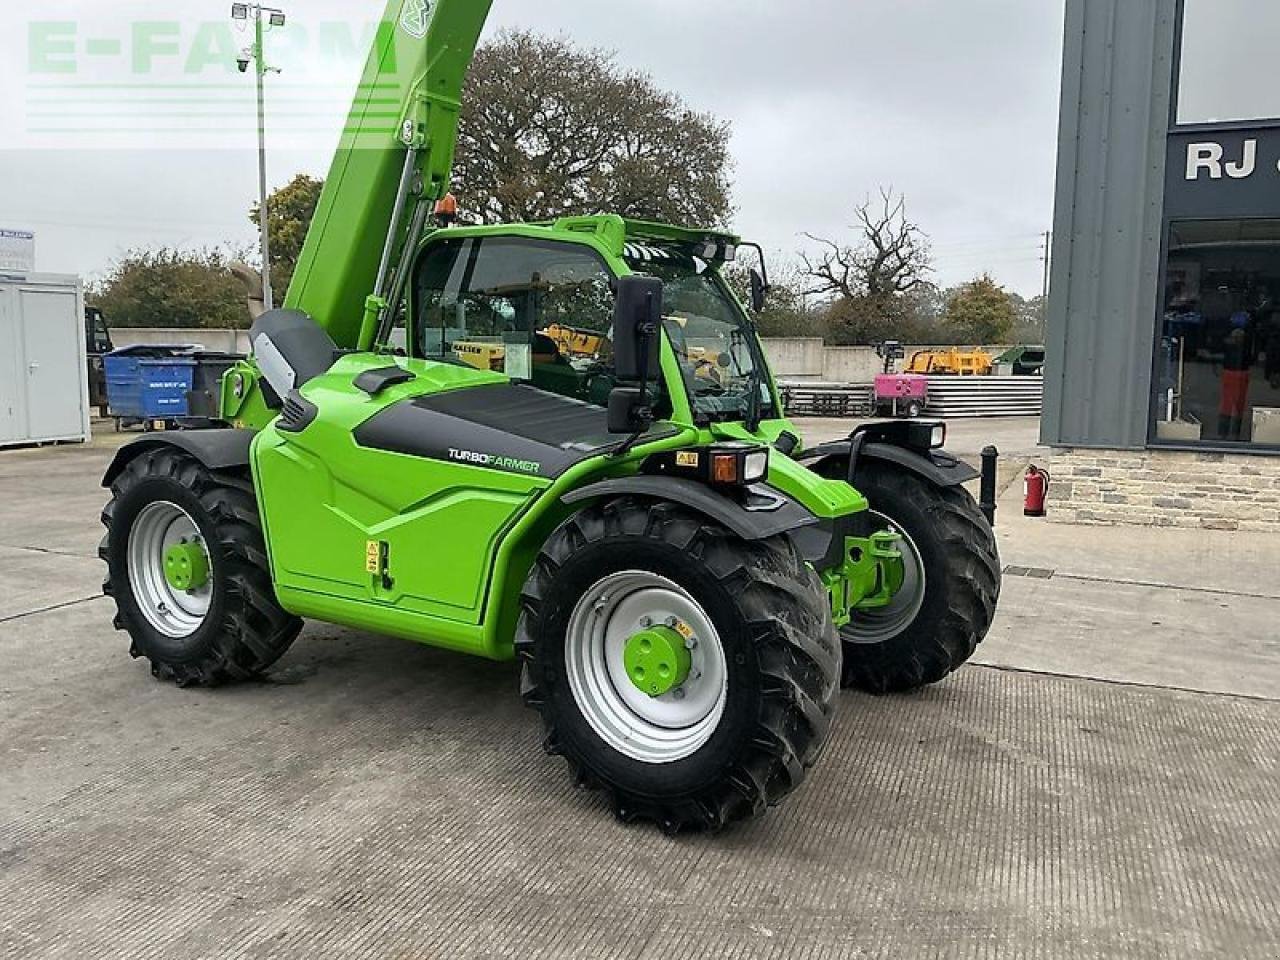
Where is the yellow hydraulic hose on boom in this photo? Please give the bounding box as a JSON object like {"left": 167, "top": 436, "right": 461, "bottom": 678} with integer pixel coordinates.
{"left": 284, "top": 0, "right": 494, "bottom": 350}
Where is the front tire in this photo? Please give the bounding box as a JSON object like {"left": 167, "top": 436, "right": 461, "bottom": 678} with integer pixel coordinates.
{"left": 819, "top": 461, "right": 1001, "bottom": 694}
{"left": 101, "top": 447, "right": 302, "bottom": 687}
{"left": 517, "top": 497, "right": 840, "bottom": 833}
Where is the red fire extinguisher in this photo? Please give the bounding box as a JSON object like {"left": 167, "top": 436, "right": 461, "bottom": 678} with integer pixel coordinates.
{"left": 1024, "top": 465, "right": 1050, "bottom": 517}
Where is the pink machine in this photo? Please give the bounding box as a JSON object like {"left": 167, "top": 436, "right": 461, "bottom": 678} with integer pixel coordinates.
{"left": 874, "top": 373, "right": 929, "bottom": 418}
{"left": 873, "top": 341, "right": 929, "bottom": 418}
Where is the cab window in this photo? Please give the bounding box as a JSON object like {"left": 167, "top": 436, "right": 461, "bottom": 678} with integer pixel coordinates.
{"left": 413, "top": 237, "right": 622, "bottom": 406}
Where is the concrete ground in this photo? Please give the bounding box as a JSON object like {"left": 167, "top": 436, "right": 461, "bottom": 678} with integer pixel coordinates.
{"left": 1, "top": 421, "right": 1277, "bottom": 959}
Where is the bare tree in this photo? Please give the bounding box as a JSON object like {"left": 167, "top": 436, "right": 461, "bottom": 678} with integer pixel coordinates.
{"left": 800, "top": 189, "right": 932, "bottom": 300}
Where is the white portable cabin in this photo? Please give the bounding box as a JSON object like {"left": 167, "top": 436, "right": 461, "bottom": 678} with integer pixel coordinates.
{"left": 0, "top": 273, "right": 91, "bottom": 448}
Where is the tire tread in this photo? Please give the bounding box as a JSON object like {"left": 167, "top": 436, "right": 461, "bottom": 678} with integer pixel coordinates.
{"left": 836, "top": 464, "right": 1001, "bottom": 694}
{"left": 515, "top": 496, "right": 840, "bottom": 833}
{"left": 102, "top": 448, "right": 302, "bottom": 687}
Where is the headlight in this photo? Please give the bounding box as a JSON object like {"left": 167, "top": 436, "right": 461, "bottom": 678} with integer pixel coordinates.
{"left": 930, "top": 423, "right": 946, "bottom": 449}
{"left": 646, "top": 443, "right": 770, "bottom": 487}
{"left": 709, "top": 444, "right": 768, "bottom": 485}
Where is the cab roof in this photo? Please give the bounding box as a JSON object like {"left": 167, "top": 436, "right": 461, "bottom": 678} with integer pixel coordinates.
{"left": 425, "top": 214, "right": 741, "bottom": 263}
{"left": 547, "top": 214, "right": 740, "bottom": 259}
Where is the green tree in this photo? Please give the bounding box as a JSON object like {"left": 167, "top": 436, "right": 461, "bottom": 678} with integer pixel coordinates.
{"left": 1008, "top": 290, "right": 1048, "bottom": 343}
{"left": 944, "top": 273, "right": 1018, "bottom": 344}
{"left": 249, "top": 174, "right": 324, "bottom": 305}
{"left": 453, "top": 30, "right": 733, "bottom": 227}
{"left": 724, "top": 262, "right": 821, "bottom": 338}
{"left": 87, "top": 248, "right": 250, "bottom": 329}
{"left": 820, "top": 292, "right": 930, "bottom": 346}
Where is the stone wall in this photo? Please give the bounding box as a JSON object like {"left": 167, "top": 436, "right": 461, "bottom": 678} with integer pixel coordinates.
{"left": 110, "top": 327, "right": 251, "bottom": 355}
{"left": 761, "top": 338, "right": 1015, "bottom": 385}
{"left": 760, "top": 338, "right": 827, "bottom": 379}
{"left": 1050, "top": 447, "right": 1280, "bottom": 532}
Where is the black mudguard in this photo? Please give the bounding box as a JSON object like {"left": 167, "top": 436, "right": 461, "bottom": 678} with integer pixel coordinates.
{"left": 561, "top": 476, "right": 819, "bottom": 542}
{"left": 102, "top": 430, "right": 257, "bottom": 488}
{"left": 799, "top": 440, "right": 979, "bottom": 489}
{"left": 794, "top": 430, "right": 981, "bottom": 570}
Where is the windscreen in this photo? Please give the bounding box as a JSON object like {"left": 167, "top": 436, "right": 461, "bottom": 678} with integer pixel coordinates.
{"left": 625, "top": 248, "right": 775, "bottom": 423}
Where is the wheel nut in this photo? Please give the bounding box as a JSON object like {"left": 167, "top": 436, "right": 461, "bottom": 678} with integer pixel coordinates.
{"left": 684, "top": 637, "right": 698, "bottom": 650}
{"left": 665, "top": 617, "right": 679, "bottom": 628}
{"left": 672, "top": 688, "right": 686, "bottom": 701}
{"left": 639, "top": 616, "right": 653, "bottom": 628}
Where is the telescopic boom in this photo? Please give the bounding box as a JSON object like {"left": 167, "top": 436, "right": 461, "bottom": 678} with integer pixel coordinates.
{"left": 285, "top": 0, "right": 494, "bottom": 349}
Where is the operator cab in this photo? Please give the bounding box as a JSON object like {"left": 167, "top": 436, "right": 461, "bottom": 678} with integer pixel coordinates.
{"left": 407, "top": 229, "right": 777, "bottom": 428}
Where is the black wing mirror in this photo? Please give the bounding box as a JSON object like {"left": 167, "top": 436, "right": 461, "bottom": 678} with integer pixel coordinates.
{"left": 608, "top": 276, "right": 664, "bottom": 435}
{"left": 612, "top": 275, "right": 663, "bottom": 381}
{"left": 749, "top": 268, "right": 769, "bottom": 314}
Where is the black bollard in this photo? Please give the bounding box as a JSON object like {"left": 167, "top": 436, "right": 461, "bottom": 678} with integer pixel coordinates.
{"left": 979, "top": 445, "right": 999, "bottom": 527}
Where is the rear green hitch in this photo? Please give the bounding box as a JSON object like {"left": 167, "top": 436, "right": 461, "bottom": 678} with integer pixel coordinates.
{"left": 164, "top": 540, "right": 210, "bottom": 593}
{"left": 822, "top": 530, "right": 905, "bottom": 628}
{"left": 868, "top": 530, "right": 907, "bottom": 600}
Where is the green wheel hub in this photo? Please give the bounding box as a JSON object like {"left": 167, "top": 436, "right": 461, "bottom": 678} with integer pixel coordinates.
{"left": 623, "top": 626, "right": 693, "bottom": 698}
{"left": 163, "top": 540, "right": 210, "bottom": 593}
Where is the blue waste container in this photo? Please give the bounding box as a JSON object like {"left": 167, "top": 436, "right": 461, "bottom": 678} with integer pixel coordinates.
{"left": 104, "top": 346, "right": 198, "bottom": 420}
{"left": 138, "top": 358, "right": 198, "bottom": 418}
{"left": 103, "top": 345, "right": 240, "bottom": 429}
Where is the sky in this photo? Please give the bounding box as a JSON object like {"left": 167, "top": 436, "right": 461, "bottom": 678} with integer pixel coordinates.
{"left": 0, "top": 0, "right": 1068, "bottom": 297}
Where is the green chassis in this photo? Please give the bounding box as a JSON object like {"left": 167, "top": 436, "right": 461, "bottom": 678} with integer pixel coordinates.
{"left": 218, "top": 216, "right": 906, "bottom": 661}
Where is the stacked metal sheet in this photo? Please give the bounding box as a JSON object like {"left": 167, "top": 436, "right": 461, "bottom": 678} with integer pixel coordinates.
{"left": 778, "top": 382, "right": 875, "bottom": 418}
{"left": 924, "top": 376, "right": 1044, "bottom": 418}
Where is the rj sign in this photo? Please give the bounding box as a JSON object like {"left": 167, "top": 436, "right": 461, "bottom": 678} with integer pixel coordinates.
{"left": 1185, "top": 140, "right": 1270, "bottom": 181}
{"left": 1166, "top": 129, "right": 1280, "bottom": 219}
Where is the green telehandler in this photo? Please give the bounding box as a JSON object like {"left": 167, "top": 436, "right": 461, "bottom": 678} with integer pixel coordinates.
{"left": 99, "top": 0, "right": 1001, "bottom": 832}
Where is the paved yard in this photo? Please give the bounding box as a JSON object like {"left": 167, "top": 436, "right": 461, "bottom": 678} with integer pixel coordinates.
{"left": 1, "top": 425, "right": 1277, "bottom": 959}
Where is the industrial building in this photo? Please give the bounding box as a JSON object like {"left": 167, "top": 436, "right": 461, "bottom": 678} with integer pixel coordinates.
{"left": 1045, "top": 0, "right": 1280, "bottom": 530}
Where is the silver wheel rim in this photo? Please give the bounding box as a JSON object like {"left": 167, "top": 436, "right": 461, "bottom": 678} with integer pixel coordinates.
{"left": 565, "top": 571, "right": 729, "bottom": 765}
{"left": 846, "top": 510, "right": 927, "bottom": 644}
{"left": 127, "top": 501, "right": 213, "bottom": 639}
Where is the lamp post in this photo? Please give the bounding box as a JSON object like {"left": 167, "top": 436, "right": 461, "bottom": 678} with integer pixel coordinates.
{"left": 232, "top": 4, "right": 286, "bottom": 312}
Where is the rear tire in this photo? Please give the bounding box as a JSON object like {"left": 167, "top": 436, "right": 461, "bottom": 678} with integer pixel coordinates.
{"left": 819, "top": 461, "right": 1001, "bottom": 694}
{"left": 101, "top": 447, "right": 302, "bottom": 687}
{"left": 517, "top": 497, "right": 840, "bottom": 833}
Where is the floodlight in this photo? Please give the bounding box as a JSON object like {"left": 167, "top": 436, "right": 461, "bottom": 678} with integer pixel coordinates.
{"left": 231, "top": 4, "right": 249, "bottom": 19}
{"left": 269, "top": 11, "right": 286, "bottom": 26}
